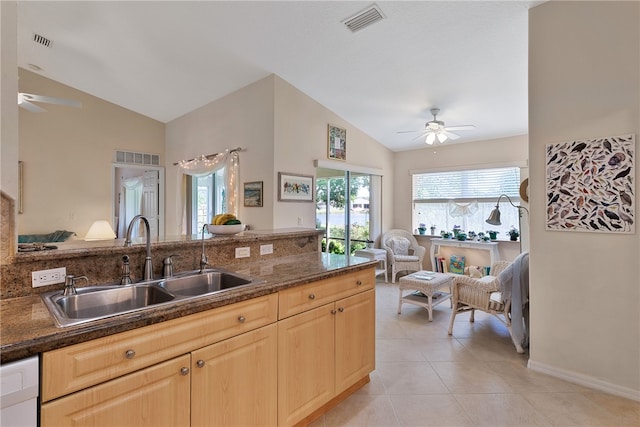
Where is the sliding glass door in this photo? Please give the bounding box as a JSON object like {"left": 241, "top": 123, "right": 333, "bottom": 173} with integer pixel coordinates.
{"left": 316, "top": 168, "right": 373, "bottom": 255}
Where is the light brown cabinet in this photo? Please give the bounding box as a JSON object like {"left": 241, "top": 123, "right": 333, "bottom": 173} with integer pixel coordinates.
{"left": 40, "top": 267, "right": 375, "bottom": 427}
{"left": 277, "top": 270, "right": 375, "bottom": 426}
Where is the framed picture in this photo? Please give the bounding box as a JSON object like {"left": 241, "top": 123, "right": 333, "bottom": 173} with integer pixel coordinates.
{"left": 243, "top": 181, "right": 263, "bottom": 207}
{"left": 545, "top": 133, "right": 635, "bottom": 234}
{"left": 278, "top": 172, "right": 314, "bottom": 202}
{"left": 327, "top": 124, "right": 346, "bottom": 161}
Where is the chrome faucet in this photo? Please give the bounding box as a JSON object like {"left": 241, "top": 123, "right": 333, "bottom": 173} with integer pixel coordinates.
{"left": 124, "top": 215, "right": 153, "bottom": 281}
{"left": 200, "top": 224, "right": 209, "bottom": 273}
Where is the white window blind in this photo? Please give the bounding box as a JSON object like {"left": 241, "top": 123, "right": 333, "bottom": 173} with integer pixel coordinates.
{"left": 412, "top": 167, "right": 520, "bottom": 202}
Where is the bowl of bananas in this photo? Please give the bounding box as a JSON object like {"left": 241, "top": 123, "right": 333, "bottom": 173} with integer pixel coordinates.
{"left": 206, "top": 214, "right": 244, "bottom": 235}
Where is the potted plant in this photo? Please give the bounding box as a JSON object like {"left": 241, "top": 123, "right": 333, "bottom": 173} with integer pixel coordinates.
{"left": 456, "top": 232, "right": 467, "bottom": 241}
{"left": 487, "top": 230, "right": 499, "bottom": 241}
{"left": 441, "top": 231, "right": 452, "bottom": 239}
{"left": 508, "top": 227, "right": 520, "bottom": 241}
{"left": 452, "top": 225, "right": 462, "bottom": 237}
{"left": 417, "top": 223, "right": 427, "bottom": 235}
{"left": 430, "top": 225, "right": 437, "bottom": 235}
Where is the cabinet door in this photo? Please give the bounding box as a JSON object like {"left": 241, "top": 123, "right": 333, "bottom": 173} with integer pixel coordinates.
{"left": 41, "top": 355, "right": 190, "bottom": 427}
{"left": 335, "top": 289, "right": 376, "bottom": 394}
{"left": 277, "top": 303, "right": 335, "bottom": 427}
{"left": 191, "top": 324, "right": 277, "bottom": 427}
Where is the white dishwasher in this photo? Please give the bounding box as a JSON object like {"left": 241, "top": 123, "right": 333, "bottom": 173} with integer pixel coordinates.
{"left": 0, "top": 356, "right": 39, "bottom": 427}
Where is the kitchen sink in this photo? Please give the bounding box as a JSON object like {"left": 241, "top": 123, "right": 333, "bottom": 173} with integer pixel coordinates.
{"left": 157, "top": 270, "right": 258, "bottom": 297}
{"left": 41, "top": 269, "right": 265, "bottom": 328}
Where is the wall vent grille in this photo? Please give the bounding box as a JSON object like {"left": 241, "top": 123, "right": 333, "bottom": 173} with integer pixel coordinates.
{"left": 114, "top": 151, "right": 160, "bottom": 166}
{"left": 343, "top": 4, "right": 385, "bottom": 33}
{"left": 33, "top": 33, "right": 52, "bottom": 48}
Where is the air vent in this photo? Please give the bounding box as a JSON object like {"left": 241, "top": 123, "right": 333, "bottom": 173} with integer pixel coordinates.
{"left": 342, "top": 4, "right": 385, "bottom": 33}
{"left": 33, "top": 33, "right": 52, "bottom": 48}
{"left": 114, "top": 151, "right": 160, "bottom": 166}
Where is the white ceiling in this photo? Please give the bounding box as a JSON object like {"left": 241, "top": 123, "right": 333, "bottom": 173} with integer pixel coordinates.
{"left": 17, "top": 1, "right": 540, "bottom": 152}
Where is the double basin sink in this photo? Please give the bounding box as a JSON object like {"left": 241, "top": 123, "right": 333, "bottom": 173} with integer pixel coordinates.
{"left": 41, "top": 269, "right": 265, "bottom": 327}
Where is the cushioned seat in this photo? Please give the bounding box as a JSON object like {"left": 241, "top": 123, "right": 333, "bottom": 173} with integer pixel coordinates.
{"left": 381, "top": 229, "right": 426, "bottom": 283}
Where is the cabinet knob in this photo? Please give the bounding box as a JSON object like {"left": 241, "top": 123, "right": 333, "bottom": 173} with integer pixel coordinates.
{"left": 338, "top": 307, "right": 344, "bottom": 312}
{"left": 124, "top": 349, "right": 136, "bottom": 359}
{"left": 180, "top": 367, "right": 190, "bottom": 376}
{"left": 196, "top": 360, "right": 205, "bottom": 368}
{"left": 308, "top": 294, "right": 316, "bottom": 300}
{"left": 331, "top": 309, "right": 337, "bottom": 315}
{"left": 356, "top": 280, "right": 363, "bottom": 286}
{"left": 238, "top": 315, "right": 246, "bottom": 323}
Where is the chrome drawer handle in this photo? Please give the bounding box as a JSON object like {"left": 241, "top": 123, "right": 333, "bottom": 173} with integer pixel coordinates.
{"left": 180, "top": 367, "right": 190, "bottom": 376}
{"left": 124, "top": 349, "right": 136, "bottom": 359}
{"left": 196, "top": 360, "right": 205, "bottom": 368}
{"left": 308, "top": 294, "right": 316, "bottom": 300}
{"left": 238, "top": 315, "right": 246, "bottom": 323}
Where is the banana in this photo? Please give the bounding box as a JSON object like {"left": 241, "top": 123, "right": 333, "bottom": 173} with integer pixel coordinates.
{"left": 212, "top": 213, "right": 236, "bottom": 225}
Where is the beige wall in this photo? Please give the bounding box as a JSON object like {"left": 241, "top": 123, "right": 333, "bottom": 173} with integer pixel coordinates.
{"left": 272, "top": 76, "right": 394, "bottom": 232}
{"left": 529, "top": 1, "right": 639, "bottom": 398}
{"left": 17, "top": 69, "right": 165, "bottom": 238}
{"left": 165, "top": 75, "right": 394, "bottom": 237}
{"left": 393, "top": 134, "right": 529, "bottom": 231}
{"left": 165, "top": 75, "right": 276, "bottom": 234}
{"left": 1, "top": 0, "right": 19, "bottom": 202}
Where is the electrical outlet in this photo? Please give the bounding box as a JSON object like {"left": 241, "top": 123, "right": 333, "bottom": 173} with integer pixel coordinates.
{"left": 32, "top": 267, "right": 67, "bottom": 288}
{"left": 297, "top": 216, "right": 303, "bottom": 226}
{"left": 260, "top": 244, "right": 273, "bottom": 255}
{"left": 235, "top": 247, "right": 250, "bottom": 258}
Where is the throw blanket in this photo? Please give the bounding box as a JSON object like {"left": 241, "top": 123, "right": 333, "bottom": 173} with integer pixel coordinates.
{"left": 498, "top": 251, "right": 530, "bottom": 352}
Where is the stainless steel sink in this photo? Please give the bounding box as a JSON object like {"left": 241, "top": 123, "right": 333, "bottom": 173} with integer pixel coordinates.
{"left": 157, "top": 270, "right": 260, "bottom": 297}
{"left": 42, "top": 284, "right": 175, "bottom": 327}
{"left": 41, "top": 269, "right": 265, "bottom": 328}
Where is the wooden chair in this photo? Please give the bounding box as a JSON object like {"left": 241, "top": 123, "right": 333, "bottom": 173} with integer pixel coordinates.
{"left": 381, "top": 229, "right": 425, "bottom": 283}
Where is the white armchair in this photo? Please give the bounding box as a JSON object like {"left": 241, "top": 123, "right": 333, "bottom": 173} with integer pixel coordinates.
{"left": 381, "top": 229, "right": 426, "bottom": 283}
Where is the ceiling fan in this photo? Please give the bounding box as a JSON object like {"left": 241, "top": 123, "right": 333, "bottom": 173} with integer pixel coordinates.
{"left": 18, "top": 92, "right": 81, "bottom": 113}
{"left": 398, "top": 108, "right": 474, "bottom": 145}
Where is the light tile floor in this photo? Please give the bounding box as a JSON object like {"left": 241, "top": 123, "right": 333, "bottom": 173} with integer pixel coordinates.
{"left": 309, "top": 279, "right": 640, "bottom": 427}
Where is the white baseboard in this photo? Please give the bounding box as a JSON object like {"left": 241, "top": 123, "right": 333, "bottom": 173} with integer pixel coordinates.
{"left": 528, "top": 359, "right": 640, "bottom": 402}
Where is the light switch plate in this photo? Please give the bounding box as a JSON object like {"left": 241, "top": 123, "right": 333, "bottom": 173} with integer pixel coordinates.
{"left": 235, "top": 247, "right": 250, "bottom": 258}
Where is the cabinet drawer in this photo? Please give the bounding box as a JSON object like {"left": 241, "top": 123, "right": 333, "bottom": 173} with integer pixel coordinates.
{"left": 278, "top": 268, "right": 374, "bottom": 319}
{"left": 42, "top": 293, "right": 277, "bottom": 402}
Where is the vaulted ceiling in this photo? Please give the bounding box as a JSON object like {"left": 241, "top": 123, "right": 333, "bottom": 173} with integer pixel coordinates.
{"left": 17, "top": 1, "right": 540, "bottom": 151}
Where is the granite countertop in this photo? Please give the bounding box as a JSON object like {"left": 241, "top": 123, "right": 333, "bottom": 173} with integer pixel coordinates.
{"left": 0, "top": 252, "right": 376, "bottom": 364}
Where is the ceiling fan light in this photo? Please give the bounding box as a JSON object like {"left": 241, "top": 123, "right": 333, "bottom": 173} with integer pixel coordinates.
{"left": 425, "top": 133, "right": 436, "bottom": 145}
{"left": 437, "top": 132, "right": 448, "bottom": 143}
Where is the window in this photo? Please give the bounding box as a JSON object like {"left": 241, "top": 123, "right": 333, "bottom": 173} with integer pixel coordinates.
{"left": 412, "top": 167, "right": 521, "bottom": 238}
{"left": 187, "top": 168, "right": 226, "bottom": 234}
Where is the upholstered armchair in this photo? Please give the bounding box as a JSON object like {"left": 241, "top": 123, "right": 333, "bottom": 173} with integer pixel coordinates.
{"left": 381, "top": 229, "right": 426, "bottom": 283}
{"left": 447, "top": 252, "right": 530, "bottom": 353}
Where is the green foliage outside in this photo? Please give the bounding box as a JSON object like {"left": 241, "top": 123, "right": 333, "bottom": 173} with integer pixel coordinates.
{"left": 321, "top": 223, "right": 370, "bottom": 255}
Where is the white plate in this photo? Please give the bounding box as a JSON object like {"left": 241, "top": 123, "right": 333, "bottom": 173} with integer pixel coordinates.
{"left": 206, "top": 224, "right": 244, "bottom": 235}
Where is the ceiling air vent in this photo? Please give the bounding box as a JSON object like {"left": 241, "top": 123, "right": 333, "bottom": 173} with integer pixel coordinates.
{"left": 343, "top": 4, "right": 385, "bottom": 33}
{"left": 114, "top": 150, "right": 160, "bottom": 166}
{"left": 33, "top": 33, "right": 52, "bottom": 48}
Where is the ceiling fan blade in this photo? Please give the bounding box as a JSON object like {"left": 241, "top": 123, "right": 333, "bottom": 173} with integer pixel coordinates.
{"left": 396, "top": 129, "right": 421, "bottom": 134}
{"left": 20, "top": 93, "right": 82, "bottom": 108}
{"left": 410, "top": 132, "right": 428, "bottom": 142}
{"left": 444, "top": 125, "right": 475, "bottom": 131}
{"left": 18, "top": 99, "right": 47, "bottom": 113}
{"left": 442, "top": 130, "right": 460, "bottom": 140}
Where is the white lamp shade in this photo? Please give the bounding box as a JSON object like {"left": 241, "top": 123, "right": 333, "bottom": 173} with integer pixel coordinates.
{"left": 425, "top": 133, "right": 436, "bottom": 145}
{"left": 85, "top": 220, "right": 116, "bottom": 241}
{"left": 436, "top": 132, "right": 448, "bottom": 143}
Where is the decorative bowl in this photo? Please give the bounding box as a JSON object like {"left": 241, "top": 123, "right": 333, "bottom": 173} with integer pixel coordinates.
{"left": 206, "top": 224, "right": 245, "bottom": 235}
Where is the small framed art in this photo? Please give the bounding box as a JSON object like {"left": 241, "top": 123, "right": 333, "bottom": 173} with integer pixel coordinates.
{"left": 327, "top": 124, "right": 346, "bottom": 161}
{"left": 278, "top": 172, "right": 314, "bottom": 202}
{"left": 243, "top": 181, "right": 263, "bottom": 207}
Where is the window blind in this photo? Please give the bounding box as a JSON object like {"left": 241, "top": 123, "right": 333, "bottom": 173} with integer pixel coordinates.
{"left": 412, "top": 167, "right": 520, "bottom": 202}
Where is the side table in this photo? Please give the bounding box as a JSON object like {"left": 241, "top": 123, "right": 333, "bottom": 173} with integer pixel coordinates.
{"left": 354, "top": 248, "right": 388, "bottom": 283}
{"left": 398, "top": 271, "right": 453, "bottom": 321}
